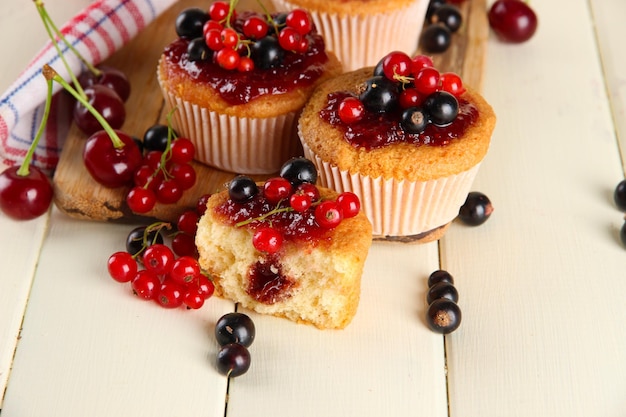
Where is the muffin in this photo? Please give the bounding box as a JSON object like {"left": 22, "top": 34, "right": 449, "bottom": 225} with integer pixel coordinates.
{"left": 298, "top": 52, "right": 496, "bottom": 241}
{"left": 157, "top": 4, "right": 342, "bottom": 174}
{"left": 195, "top": 158, "right": 373, "bottom": 329}
{"left": 269, "top": 0, "right": 429, "bottom": 71}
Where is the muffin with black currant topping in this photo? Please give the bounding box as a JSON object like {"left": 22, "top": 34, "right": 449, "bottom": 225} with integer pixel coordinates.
{"left": 298, "top": 51, "right": 496, "bottom": 241}
{"left": 157, "top": 2, "right": 342, "bottom": 175}
{"left": 269, "top": 0, "right": 429, "bottom": 71}
{"left": 195, "top": 158, "right": 373, "bottom": 329}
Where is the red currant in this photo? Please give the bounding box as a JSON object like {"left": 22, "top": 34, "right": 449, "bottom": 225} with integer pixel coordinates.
{"left": 169, "top": 163, "right": 196, "bottom": 190}
{"left": 156, "top": 280, "right": 186, "bottom": 308}
{"left": 216, "top": 47, "right": 241, "bottom": 70}
{"left": 314, "top": 200, "right": 343, "bottom": 229}
{"left": 126, "top": 186, "right": 156, "bottom": 213}
{"left": 242, "top": 16, "right": 268, "bottom": 39}
{"left": 278, "top": 27, "right": 301, "bottom": 51}
{"left": 203, "top": 19, "right": 223, "bottom": 36}
{"left": 107, "top": 251, "right": 138, "bottom": 283}
{"left": 169, "top": 256, "right": 201, "bottom": 285}
{"left": 208, "top": 1, "right": 230, "bottom": 22}
{"left": 295, "top": 183, "right": 320, "bottom": 201}
{"left": 411, "top": 55, "right": 434, "bottom": 74}
{"left": 131, "top": 270, "right": 161, "bottom": 300}
{"left": 192, "top": 274, "right": 215, "bottom": 299}
{"left": 440, "top": 72, "right": 465, "bottom": 96}
{"left": 252, "top": 227, "right": 283, "bottom": 253}
{"left": 237, "top": 56, "right": 255, "bottom": 72}
{"left": 205, "top": 28, "right": 224, "bottom": 51}
{"left": 414, "top": 67, "right": 441, "bottom": 96}
{"left": 220, "top": 28, "right": 239, "bottom": 48}
{"left": 289, "top": 192, "right": 312, "bottom": 212}
{"left": 171, "top": 232, "right": 199, "bottom": 258}
{"left": 169, "top": 138, "right": 195, "bottom": 164}
{"left": 399, "top": 88, "right": 423, "bottom": 109}
{"left": 183, "top": 288, "right": 205, "bottom": 309}
{"left": 338, "top": 97, "right": 365, "bottom": 124}
{"left": 196, "top": 193, "right": 212, "bottom": 215}
{"left": 142, "top": 243, "right": 175, "bottom": 275}
{"left": 381, "top": 51, "right": 413, "bottom": 82}
{"left": 263, "top": 177, "right": 292, "bottom": 204}
{"left": 177, "top": 210, "right": 199, "bottom": 235}
{"left": 285, "top": 9, "right": 312, "bottom": 35}
{"left": 336, "top": 192, "right": 360, "bottom": 218}
{"left": 156, "top": 179, "right": 183, "bottom": 204}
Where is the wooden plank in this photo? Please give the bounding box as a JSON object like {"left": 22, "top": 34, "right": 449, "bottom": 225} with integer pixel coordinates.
{"left": 440, "top": 0, "right": 626, "bottom": 416}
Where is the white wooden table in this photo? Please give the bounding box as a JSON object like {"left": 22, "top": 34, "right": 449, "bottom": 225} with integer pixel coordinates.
{"left": 1, "top": 0, "right": 625, "bottom": 416}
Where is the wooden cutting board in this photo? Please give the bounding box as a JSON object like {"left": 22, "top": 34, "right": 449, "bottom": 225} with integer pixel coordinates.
{"left": 52, "top": 0, "right": 489, "bottom": 224}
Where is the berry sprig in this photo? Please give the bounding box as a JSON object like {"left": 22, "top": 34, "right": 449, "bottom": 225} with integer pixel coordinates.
{"left": 336, "top": 51, "right": 465, "bottom": 135}
{"left": 175, "top": 1, "right": 315, "bottom": 72}
{"left": 107, "top": 220, "right": 214, "bottom": 310}
{"left": 223, "top": 158, "right": 361, "bottom": 254}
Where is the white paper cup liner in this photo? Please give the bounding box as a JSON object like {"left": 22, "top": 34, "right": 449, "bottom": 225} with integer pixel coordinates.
{"left": 302, "top": 142, "right": 481, "bottom": 237}
{"left": 160, "top": 89, "right": 301, "bottom": 175}
{"left": 271, "top": 0, "right": 429, "bottom": 71}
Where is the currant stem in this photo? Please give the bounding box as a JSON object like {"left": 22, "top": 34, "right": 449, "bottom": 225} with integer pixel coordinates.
{"left": 224, "top": 0, "right": 240, "bottom": 28}
{"left": 235, "top": 205, "right": 293, "bottom": 227}
{"left": 255, "top": 0, "right": 279, "bottom": 34}
{"left": 34, "top": 0, "right": 89, "bottom": 99}
{"left": 42, "top": 64, "right": 125, "bottom": 149}
{"left": 16, "top": 77, "right": 54, "bottom": 177}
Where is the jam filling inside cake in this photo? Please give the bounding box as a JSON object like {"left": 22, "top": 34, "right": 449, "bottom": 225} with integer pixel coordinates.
{"left": 162, "top": 12, "right": 330, "bottom": 106}
{"left": 319, "top": 91, "right": 479, "bottom": 150}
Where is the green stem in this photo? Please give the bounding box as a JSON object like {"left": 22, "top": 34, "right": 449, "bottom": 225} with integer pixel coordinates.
{"left": 255, "top": 0, "right": 279, "bottom": 34}
{"left": 34, "top": 0, "right": 89, "bottom": 99}
{"left": 224, "top": 0, "right": 240, "bottom": 28}
{"left": 42, "top": 64, "right": 124, "bottom": 149}
{"left": 17, "top": 78, "right": 54, "bottom": 177}
{"left": 235, "top": 205, "right": 293, "bottom": 227}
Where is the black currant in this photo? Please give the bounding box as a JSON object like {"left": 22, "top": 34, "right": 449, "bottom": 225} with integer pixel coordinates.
{"left": 426, "top": 298, "right": 462, "bottom": 334}
{"left": 279, "top": 157, "right": 318, "bottom": 186}
{"left": 420, "top": 23, "right": 452, "bottom": 53}
{"left": 423, "top": 91, "right": 458, "bottom": 126}
{"left": 125, "top": 226, "right": 164, "bottom": 257}
{"left": 372, "top": 58, "right": 385, "bottom": 77}
{"left": 187, "top": 37, "right": 212, "bottom": 62}
{"left": 400, "top": 107, "right": 429, "bottom": 134}
{"left": 429, "top": 4, "right": 463, "bottom": 33}
{"left": 175, "top": 8, "right": 209, "bottom": 39}
{"left": 358, "top": 76, "right": 399, "bottom": 114}
{"left": 215, "top": 313, "right": 256, "bottom": 347}
{"left": 426, "top": 0, "right": 447, "bottom": 19}
{"left": 614, "top": 179, "right": 626, "bottom": 211}
{"left": 458, "top": 191, "right": 493, "bottom": 226}
{"left": 216, "top": 343, "right": 251, "bottom": 377}
{"left": 426, "top": 282, "right": 459, "bottom": 304}
{"left": 251, "top": 36, "right": 285, "bottom": 69}
{"left": 620, "top": 221, "right": 626, "bottom": 247}
{"left": 228, "top": 175, "right": 259, "bottom": 203}
{"left": 143, "top": 124, "right": 174, "bottom": 152}
{"left": 428, "top": 270, "right": 454, "bottom": 287}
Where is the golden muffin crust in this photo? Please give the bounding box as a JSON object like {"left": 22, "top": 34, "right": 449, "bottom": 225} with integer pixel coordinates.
{"left": 298, "top": 67, "right": 496, "bottom": 182}
{"left": 274, "top": 0, "right": 420, "bottom": 15}
{"left": 158, "top": 51, "right": 342, "bottom": 119}
{"left": 196, "top": 185, "right": 373, "bottom": 329}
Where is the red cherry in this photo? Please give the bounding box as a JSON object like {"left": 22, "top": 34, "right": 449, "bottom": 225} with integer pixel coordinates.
{"left": 488, "top": 0, "right": 538, "bottom": 43}
{"left": 79, "top": 65, "right": 131, "bottom": 102}
{"left": 83, "top": 130, "right": 143, "bottom": 188}
{"left": 131, "top": 270, "right": 161, "bottom": 300}
{"left": 338, "top": 97, "right": 365, "bottom": 124}
{"left": 336, "top": 192, "right": 360, "bottom": 218}
{"left": 0, "top": 165, "right": 53, "bottom": 220}
{"left": 73, "top": 84, "right": 126, "bottom": 136}
{"left": 252, "top": 227, "right": 283, "bottom": 253}
{"left": 314, "top": 200, "right": 343, "bottom": 229}
{"left": 107, "top": 251, "right": 138, "bottom": 283}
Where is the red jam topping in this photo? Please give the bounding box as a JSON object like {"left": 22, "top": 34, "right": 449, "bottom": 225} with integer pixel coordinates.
{"left": 162, "top": 13, "right": 330, "bottom": 106}
{"left": 319, "top": 91, "right": 479, "bottom": 150}
{"left": 247, "top": 255, "right": 296, "bottom": 304}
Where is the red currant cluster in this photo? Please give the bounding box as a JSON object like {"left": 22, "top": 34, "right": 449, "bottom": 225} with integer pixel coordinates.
{"left": 169, "top": 193, "right": 212, "bottom": 259}
{"left": 126, "top": 124, "right": 197, "bottom": 214}
{"left": 226, "top": 158, "right": 361, "bottom": 254}
{"left": 107, "top": 222, "right": 214, "bottom": 310}
{"left": 336, "top": 51, "right": 465, "bottom": 134}
{"left": 176, "top": 1, "right": 314, "bottom": 72}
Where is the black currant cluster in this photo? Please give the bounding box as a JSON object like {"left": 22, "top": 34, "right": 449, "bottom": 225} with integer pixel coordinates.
{"left": 420, "top": 0, "right": 463, "bottom": 53}
{"left": 613, "top": 180, "right": 626, "bottom": 246}
{"left": 215, "top": 312, "right": 256, "bottom": 377}
{"left": 458, "top": 191, "right": 494, "bottom": 226}
{"left": 175, "top": 1, "right": 316, "bottom": 72}
{"left": 425, "top": 270, "right": 461, "bottom": 334}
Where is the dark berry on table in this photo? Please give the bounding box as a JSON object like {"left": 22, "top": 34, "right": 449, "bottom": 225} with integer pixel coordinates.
{"left": 428, "top": 269, "right": 454, "bottom": 287}
{"left": 0, "top": 165, "right": 53, "bottom": 220}
{"left": 400, "top": 107, "right": 428, "bottom": 134}
{"left": 279, "top": 157, "right": 318, "bottom": 186}
{"left": 426, "top": 298, "right": 462, "bottom": 334}
{"left": 488, "top": 0, "right": 538, "bottom": 43}
{"left": 429, "top": 4, "right": 463, "bottom": 33}
{"left": 251, "top": 36, "right": 285, "bottom": 69}
{"left": 458, "top": 191, "right": 494, "bottom": 226}
{"left": 187, "top": 37, "right": 212, "bottom": 61}
{"left": 143, "top": 124, "right": 173, "bottom": 153}
{"left": 614, "top": 180, "right": 626, "bottom": 211}
{"left": 216, "top": 343, "right": 251, "bottom": 377}
{"left": 175, "top": 8, "right": 209, "bottom": 39}
{"left": 423, "top": 91, "right": 459, "bottom": 126}
{"left": 426, "top": 282, "right": 459, "bottom": 304}
{"left": 228, "top": 175, "right": 259, "bottom": 203}
{"left": 125, "top": 225, "right": 164, "bottom": 257}
{"left": 420, "top": 23, "right": 452, "bottom": 53}
{"left": 426, "top": 0, "right": 447, "bottom": 19}
{"left": 620, "top": 221, "right": 626, "bottom": 247}
{"left": 215, "top": 312, "right": 256, "bottom": 347}
{"left": 358, "top": 76, "right": 399, "bottom": 114}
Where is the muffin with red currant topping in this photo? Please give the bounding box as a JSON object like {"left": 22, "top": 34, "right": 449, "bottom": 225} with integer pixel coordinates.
{"left": 195, "top": 158, "right": 372, "bottom": 329}
{"left": 157, "top": 2, "right": 342, "bottom": 175}
{"left": 298, "top": 52, "right": 496, "bottom": 241}
{"left": 269, "top": 0, "right": 429, "bottom": 71}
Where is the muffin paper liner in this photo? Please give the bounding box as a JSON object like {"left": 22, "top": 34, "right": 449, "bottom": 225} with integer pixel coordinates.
{"left": 301, "top": 142, "right": 481, "bottom": 237}
{"left": 270, "top": 0, "right": 429, "bottom": 71}
{"left": 160, "top": 87, "right": 301, "bottom": 175}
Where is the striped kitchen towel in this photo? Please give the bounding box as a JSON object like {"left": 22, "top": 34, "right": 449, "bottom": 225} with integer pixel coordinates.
{"left": 0, "top": 0, "right": 177, "bottom": 171}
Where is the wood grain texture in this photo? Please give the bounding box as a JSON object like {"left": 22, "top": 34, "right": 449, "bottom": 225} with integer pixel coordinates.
{"left": 52, "top": 0, "right": 488, "bottom": 224}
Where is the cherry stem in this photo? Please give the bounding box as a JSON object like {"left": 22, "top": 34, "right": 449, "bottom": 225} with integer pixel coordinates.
{"left": 17, "top": 77, "right": 54, "bottom": 177}
{"left": 34, "top": 0, "right": 91, "bottom": 99}
{"left": 42, "top": 64, "right": 125, "bottom": 149}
